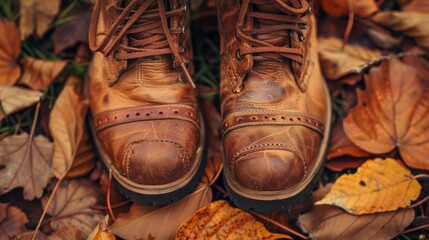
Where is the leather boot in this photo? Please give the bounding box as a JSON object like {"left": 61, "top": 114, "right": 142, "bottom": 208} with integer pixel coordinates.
{"left": 87, "top": 0, "right": 206, "bottom": 205}
{"left": 217, "top": 0, "right": 331, "bottom": 212}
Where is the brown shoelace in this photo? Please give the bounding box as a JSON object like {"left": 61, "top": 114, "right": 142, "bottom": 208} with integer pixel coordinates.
{"left": 236, "top": 0, "right": 311, "bottom": 64}
{"left": 89, "top": 0, "right": 195, "bottom": 87}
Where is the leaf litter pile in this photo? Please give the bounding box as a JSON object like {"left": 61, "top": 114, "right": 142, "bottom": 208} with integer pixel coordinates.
{"left": 0, "top": 0, "right": 429, "bottom": 239}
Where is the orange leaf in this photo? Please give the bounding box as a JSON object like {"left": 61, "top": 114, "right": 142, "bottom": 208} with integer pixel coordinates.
{"left": 19, "top": 0, "right": 61, "bottom": 39}
{"left": 343, "top": 57, "right": 429, "bottom": 170}
{"left": 176, "top": 200, "right": 291, "bottom": 239}
{"left": 19, "top": 57, "right": 67, "bottom": 90}
{"left": 328, "top": 120, "right": 370, "bottom": 160}
{"left": 0, "top": 86, "right": 43, "bottom": 121}
{"left": 0, "top": 19, "right": 21, "bottom": 86}
{"left": 321, "top": 0, "right": 378, "bottom": 17}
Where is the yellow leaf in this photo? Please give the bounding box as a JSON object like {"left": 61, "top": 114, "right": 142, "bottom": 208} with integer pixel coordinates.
{"left": 87, "top": 216, "right": 116, "bottom": 240}
{"left": 50, "top": 76, "right": 89, "bottom": 179}
{"left": 19, "top": 57, "right": 67, "bottom": 90}
{"left": 176, "top": 200, "right": 291, "bottom": 239}
{"left": 316, "top": 158, "right": 421, "bottom": 214}
{"left": 19, "top": 0, "right": 61, "bottom": 39}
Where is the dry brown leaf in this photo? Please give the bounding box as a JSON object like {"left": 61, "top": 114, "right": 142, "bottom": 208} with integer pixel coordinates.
{"left": 318, "top": 37, "right": 381, "bottom": 80}
{"left": 0, "top": 86, "right": 43, "bottom": 121}
{"left": 298, "top": 205, "right": 414, "bottom": 240}
{"left": 317, "top": 158, "right": 421, "bottom": 214}
{"left": 19, "top": 0, "right": 61, "bottom": 39}
{"left": 0, "top": 203, "right": 28, "bottom": 240}
{"left": 370, "top": 11, "right": 429, "bottom": 55}
{"left": 0, "top": 133, "right": 53, "bottom": 200}
{"left": 0, "top": 19, "right": 21, "bottom": 86}
{"left": 343, "top": 57, "right": 429, "bottom": 170}
{"left": 19, "top": 57, "right": 67, "bottom": 90}
{"left": 326, "top": 157, "right": 367, "bottom": 172}
{"left": 111, "top": 183, "right": 212, "bottom": 240}
{"left": 46, "top": 227, "right": 82, "bottom": 240}
{"left": 328, "top": 120, "right": 371, "bottom": 160}
{"left": 320, "top": 0, "right": 378, "bottom": 17}
{"left": 50, "top": 76, "right": 89, "bottom": 179}
{"left": 66, "top": 130, "right": 96, "bottom": 178}
{"left": 402, "top": 0, "right": 429, "bottom": 12}
{"left": 176, "top": 200, "right": 291, "bottom": 239}
{"left": 14, "top": 231, "right": 47, "bottom": 240}
{"left": 42, "top": 180, "right": 103, "bottom": 238}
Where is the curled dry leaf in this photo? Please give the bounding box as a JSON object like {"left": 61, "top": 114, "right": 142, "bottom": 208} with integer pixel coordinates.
{"left": 0, "top": 133, "right": 53, "bottom": 200}
{"left": 50, "top": 76, "right": 89, "bottom": 179}
{"left": 370, "top": 11, "right": 429, "bottom": 56}
{"left": 318, "top": 37, "right": 381, "bottom": 80}
{"left": 19, "top": 0, "right": 61, "bottom": 39}
{"left": 326, "top": 157, "right": 366, "bottom": 172}
{"left": 111, "top": 153, "right": 222, "bottom": 240}
{"left": 0, "top": 19, "right": 21, "bottom": 86}
{"left": 0, "top": 203, "right": 28, "bottom": 239}
{"left": 298, "top": 205, "right": 415, "bottom": 240}
{"left": 343, "top": 57, "right": 429, "bottom": 170}
{"left": 42, "top": 180, "right": 104, "bottom": 238}
{"left": 320, "top": 0, "right": 378, "bottom": 17}
{"left": 0, "top": 86, "right": 43, "bottom": 121}
{"left": 19, "top": 57, "right": 67, "bottom": 90}
{"left": 176, "top": 200, "right": 291, "bottom": 239}
{"left": 317, "top": 158, "right": 421, "bottom": 214}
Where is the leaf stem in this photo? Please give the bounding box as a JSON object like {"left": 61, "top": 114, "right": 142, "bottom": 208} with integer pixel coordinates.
{"left": 91, "top": 200, "right": 132, "bottom": 211}
{"left": 409, "top": 195, "right": 429, "bottom": 209}
{"left": 32, "top": 177, "right": 64, "bottom": 240}
{"left": 414, "top": 174, "right": 429, "bottom": 180}
{"left": 107, "top": 169, "right": 116, "bottom": 221}
{"left": 251, "top": 211, "right": 308, "bottom": 239}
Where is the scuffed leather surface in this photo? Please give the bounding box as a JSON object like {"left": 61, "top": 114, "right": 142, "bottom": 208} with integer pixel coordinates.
{"left": 218, "top": 1, "right": 328, "bottom": 191}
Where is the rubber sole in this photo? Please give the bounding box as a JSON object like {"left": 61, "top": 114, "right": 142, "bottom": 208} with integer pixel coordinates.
{"left": 223, "top": 79, "right": 332, "bottom": 213}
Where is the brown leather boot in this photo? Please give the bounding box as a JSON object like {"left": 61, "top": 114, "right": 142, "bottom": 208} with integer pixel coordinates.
{"left": 87, "top": 0, "right": 206, "bottom": 205}
{"left": 217, "top": 0, "right": 331, "bottom": 212}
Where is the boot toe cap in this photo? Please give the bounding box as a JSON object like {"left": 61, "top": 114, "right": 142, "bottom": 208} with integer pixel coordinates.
{"left": 233, "top": 149, "right": 306, "bottom": 191}
{"left": 123, "top": 140, "right": 190, "bottom": 185}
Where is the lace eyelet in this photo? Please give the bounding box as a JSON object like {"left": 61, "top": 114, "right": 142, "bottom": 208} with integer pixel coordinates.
{"left": 180, "top": 25, "right": 185, "bottom": 34}
{"left": 298, "top": 34, "right": 306, "bottom": 42}
{"left": 298, "top": 23, "right": 307, "bottom": 29}
{"left": 235, "top": 49, "right": 244, "bottom": 61}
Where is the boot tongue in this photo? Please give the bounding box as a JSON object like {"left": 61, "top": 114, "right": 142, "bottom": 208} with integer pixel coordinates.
{"left": 253, "top": 2, "right": 290, "bottom": 47}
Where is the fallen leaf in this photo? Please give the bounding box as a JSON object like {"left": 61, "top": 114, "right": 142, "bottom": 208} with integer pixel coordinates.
{"left": 88, "top": 216, "right": 116, "bottom": 240}
{"left": 318, "top": 37, "right": 381, "bottom": 80}
{"left": 298, "top": 205, "right": 414, "bottom": 240}
{"left": 320, "top": 0, "right": 378, "bottom": 17}
{"left": 19, "top": 57, "right": 67, "bottom": 90}
{"left": 54, "top": 6, "right": 91, "bottom": 54}
{"left": 46, "top": 227, "right": 82, "bottom": 240}
{"left": 66, "top": 130, "right": 96, "bottom": 178}
{"left": 19, "top": 0, "right": 61, "bottom": 39}
{"left": 111, "top": 183, "right": 212, "bottom": 240}
{"left": 42, "top": 180, "right": 103, "bottom": 238}
{"left": 176, "top": 200, "right": 291, "bottom": 239}
{"left": 50, "top": 76, "right": 89, "bottom": 179}
{"left": 0, "top": 19, "right": 21, "bottom": 86}
{"left": 328, "top": 120, "right": 371, "bottom": 160}
{"left": 0, "top": 203, "right": 28, "bottom": 239}
{"left": 0, "top": 86, "right": 43, "bottom": 121}
{"left": 0, "top": 133, "right": 53, "bottom": 200}
{"left": 343, "top": 57, "right": 429, "bottom": 170}
{"left": 370, "top": 11, "right": 429, "bottom": 55}
{"left": 316, "top": 158, "right": 421, "bottom": 214}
